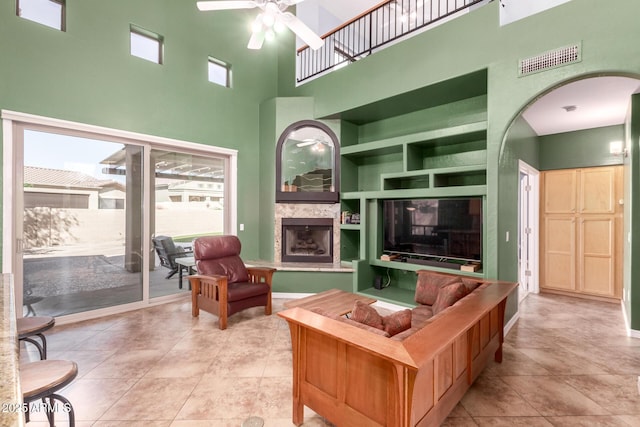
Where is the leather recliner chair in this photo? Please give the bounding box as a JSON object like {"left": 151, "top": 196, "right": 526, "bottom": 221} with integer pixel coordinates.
{"left": 188, "top": 235, "right": 276, "bottom": 330}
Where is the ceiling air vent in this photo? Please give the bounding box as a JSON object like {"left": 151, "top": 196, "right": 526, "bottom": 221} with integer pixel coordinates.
{"left": 519, "top": 44, "right": 581, "bottom": 76}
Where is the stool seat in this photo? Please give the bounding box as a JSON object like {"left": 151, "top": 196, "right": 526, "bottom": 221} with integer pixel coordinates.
{"left": 21, "top": 360, "right": 78, "bottom": 426}
{"left": 21, "top": 360, "right": 78, "bottom": 401}
{"left": 17, "top": 316, "right": 55, "bottom": 360}
{"left": 18, "top": 316, "right": 55, "bottom": 337}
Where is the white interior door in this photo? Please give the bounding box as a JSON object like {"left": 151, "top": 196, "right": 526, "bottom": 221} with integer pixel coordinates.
{"left": 518, "top": 161, "right": 540, "bottom": 302}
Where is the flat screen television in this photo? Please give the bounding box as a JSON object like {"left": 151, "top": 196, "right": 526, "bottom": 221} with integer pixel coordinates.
{"left": 382, "top": 197, "right": 482, "bottom": 262}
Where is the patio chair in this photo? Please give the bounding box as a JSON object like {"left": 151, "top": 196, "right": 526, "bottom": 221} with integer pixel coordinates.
{"left": 152, "top": 235, "right": 193, "bottom": 279}
{"left": 188, "top": 235, "right": 276, "bottom": 330}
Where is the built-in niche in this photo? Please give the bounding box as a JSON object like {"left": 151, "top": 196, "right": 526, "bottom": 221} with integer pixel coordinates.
{"left": 276, "top": 120, "right": 340, "bottom": 203}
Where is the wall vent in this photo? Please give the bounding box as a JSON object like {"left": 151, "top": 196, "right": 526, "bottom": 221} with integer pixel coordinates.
{"left": 518, "top": 44, "right": 581, "bottom": 76}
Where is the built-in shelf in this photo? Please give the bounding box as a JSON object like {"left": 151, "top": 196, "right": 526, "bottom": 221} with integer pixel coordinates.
{"left": 342, "top": 185, "right": 487, "bottom": 200}
{"left": 370, "top": 259, "right": 484, "bottom": 277}
{"left": 341, "top": 121, "right": 487, "bottom": 158}
{"left": 340, "top": 224, "right": 362, "bottom": 230}
{"left": 381, "top": 164, "right": 486, "bottom": 191}
{"left": 339, "top": 89, "right": 488, "bottom": 305}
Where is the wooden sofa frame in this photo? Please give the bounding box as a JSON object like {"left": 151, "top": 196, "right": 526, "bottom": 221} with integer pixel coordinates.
{"left": 278, "top": 279, "right": 517, "bottom": 427}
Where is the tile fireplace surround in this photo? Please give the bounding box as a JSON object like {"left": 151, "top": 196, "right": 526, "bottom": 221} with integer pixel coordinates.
{"left": 274, "top": 203, "right": 341, "bottom": 265}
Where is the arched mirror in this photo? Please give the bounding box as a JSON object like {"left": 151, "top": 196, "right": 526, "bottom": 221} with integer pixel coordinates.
{"left": 276, "top": 120, "right": 340, "bottom": 203}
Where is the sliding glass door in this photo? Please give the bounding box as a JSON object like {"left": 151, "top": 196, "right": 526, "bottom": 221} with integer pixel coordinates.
{"left": 149, "top": 149, "right": 226, "bottom": 298}
{"left": 21, "top": 130, "right": 143, "bottom": 317}
{"left": 4, "top": 112, "right": 237, "bottom": 319}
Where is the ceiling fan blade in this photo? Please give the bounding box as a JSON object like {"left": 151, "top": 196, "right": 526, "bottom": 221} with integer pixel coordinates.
{"left": 197, "top": 1, "right": 257, "bottom": 11}
{"left": 280, "top": 12, "right": 323, "bottom": 50}
{"left": 247, "top": 31, "right": 265, "bottom": 49}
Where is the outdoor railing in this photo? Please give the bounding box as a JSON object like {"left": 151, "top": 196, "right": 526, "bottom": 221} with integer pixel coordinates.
{"left": 296, "top": 0, "right": 486, "bottom": 83}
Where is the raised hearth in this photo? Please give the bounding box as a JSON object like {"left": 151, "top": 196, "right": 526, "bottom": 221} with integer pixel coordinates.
{"left": 274, "top": 203, "right": 341, "bottom": 264}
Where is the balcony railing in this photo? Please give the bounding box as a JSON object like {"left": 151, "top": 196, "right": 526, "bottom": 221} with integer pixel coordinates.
{"left": 296, "top": 0, "right": 486, "bottom": 84}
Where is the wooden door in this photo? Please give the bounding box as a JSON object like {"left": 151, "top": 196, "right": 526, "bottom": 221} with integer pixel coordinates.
{"left": 541, "top": 170, "right": 577, "bottom": 292}
{"left": 540, "top": 166, "right": 622, "bottom": 300}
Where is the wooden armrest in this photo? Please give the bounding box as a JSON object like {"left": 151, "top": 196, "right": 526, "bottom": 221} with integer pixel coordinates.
{"left": 247, "top": 267, "right": 277, "bottom": 285}
{"left": 188, "top": 274, "right": 228, "bottom": 293}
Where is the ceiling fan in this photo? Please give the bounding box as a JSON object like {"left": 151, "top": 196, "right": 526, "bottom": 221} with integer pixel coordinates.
{"left": 196, "top": 0, "right": 324, "bottom": 50}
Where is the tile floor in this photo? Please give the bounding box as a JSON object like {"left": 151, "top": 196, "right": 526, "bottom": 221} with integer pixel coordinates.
{"left": 19, "top": 292, "right": 640, "bottom": 426}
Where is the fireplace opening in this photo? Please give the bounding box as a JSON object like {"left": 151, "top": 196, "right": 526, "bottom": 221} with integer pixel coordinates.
{"left": 282, "top": 218, "right": 333, "bottom": 263}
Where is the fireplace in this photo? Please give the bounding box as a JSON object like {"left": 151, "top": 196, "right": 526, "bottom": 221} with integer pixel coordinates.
{"left": 281, "top": 218, "right": 333, "bottom": 263}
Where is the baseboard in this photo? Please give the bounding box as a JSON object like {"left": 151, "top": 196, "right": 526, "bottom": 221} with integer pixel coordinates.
{"left": 504, "top": 309, "right": 520, "bottom": 337}
{"left": 273, "top": 292, "right": 314, "bottom": 300}
{"left": 620, "top": 299, "right": 640, "bottom": 338}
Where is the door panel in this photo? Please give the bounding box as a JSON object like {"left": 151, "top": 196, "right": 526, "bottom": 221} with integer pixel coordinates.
{"left": 543, "top": 217, "right": 575, "bottom": 291}
{"left": 544, "top": 170, "right": 576, "bottom": 214}
{"left": 580, "top": 217, "right": 615, "bottom": 296}
{"left": 22, "top": 130, "right": 143, "bottom": 317}
{"left": 580, "top": 167, "right": 616, "bottom": 214}
{"left": 149, "top": 149, "right": 226, "bottom": 298}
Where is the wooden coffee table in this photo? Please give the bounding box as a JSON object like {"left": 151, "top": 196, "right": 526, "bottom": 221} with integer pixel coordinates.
{"left": 284, "top": 289, "right": 376, "bottom": 317}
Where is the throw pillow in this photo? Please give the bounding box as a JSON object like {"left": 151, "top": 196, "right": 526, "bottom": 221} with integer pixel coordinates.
{"left": 432, "top": 282, "right": 468, "bottom": 314}
{"left": 350, "top": 300, "right": 384, "bottom": 330}
{"left": 461, "top": 277, "right": 481, "bottom": 293}
{"left": 382, "top": 309, "right": 412, "bottom": 336}
{"left": 415, "top": 271, "right": 460, "bottom": 305}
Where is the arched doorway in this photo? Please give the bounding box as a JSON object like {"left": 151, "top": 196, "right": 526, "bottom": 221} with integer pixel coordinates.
{"left": 499, "top": 74, "right": 640, "bottom": 304}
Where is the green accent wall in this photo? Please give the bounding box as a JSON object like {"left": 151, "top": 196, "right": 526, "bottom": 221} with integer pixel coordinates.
{"left": 274, "top": 0, "right": 640, "bottom": 329}
{"left": 539, "top": 125, "right": 625, "bottom": 170}
{"left": 497, "top": 115, "right": 539, "bottom": 320}
{"left": 0, "top": 0, "right": 279, "bottom": 260}
{"left": 272, "top": 271, "right": 352, "bottom": 293}
{"left": 2, "top": 0, "right": 640, "bottom": 330}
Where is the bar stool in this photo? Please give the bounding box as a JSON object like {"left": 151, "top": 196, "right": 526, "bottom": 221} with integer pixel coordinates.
{"left": 20, "top": 360, "right": 78, "bottom": 427}
{"left": 17, "top": 316, "right": 55, "bottom": 360}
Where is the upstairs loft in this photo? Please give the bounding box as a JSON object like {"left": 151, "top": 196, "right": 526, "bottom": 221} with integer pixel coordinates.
{"left": 296, "top": 0, "right": 572, "bottom": 83}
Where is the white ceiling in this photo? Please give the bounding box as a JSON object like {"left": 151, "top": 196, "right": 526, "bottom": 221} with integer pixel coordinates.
{"left": 522, "top": 76, "right": 640, "bottom": 136}
{"left": 313, "top": 0, "right": 379, "bottom": 23}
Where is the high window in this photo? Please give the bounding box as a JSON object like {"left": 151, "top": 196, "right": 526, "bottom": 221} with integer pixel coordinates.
{"left": 208, "top": 57, "right": 231, "bottom": 88}
{"left": 130, "top": 25, "right": 163, "bottom": 64}
{"left": 17, "top": 0, "right": 65, "bottom": 31}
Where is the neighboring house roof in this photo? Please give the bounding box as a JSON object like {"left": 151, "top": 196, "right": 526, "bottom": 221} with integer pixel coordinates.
{"left": 24, "top": 166, "right": 124, "bottom": 191}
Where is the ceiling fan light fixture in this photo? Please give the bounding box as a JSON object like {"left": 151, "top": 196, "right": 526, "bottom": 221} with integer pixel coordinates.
{"left": 265, "top": 28, "right": 275, "bottom": 41}
{"left": 262, "top": 12, "right": 275, "bottom": 27}
{"left": 273, "top": 19, "right": 286, "bottom": 33}
{"left": 197, "top": 0, "right": 323, "bottom": 51}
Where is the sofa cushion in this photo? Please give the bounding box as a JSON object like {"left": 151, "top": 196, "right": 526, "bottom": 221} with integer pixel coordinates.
{"left": 339, "top": 317, "right": 391, "bottom": 337}
{"left": 415, "top": 271, "right": 461, "bottom": 305}
{"left": 410, "top": 305, "right": 434, "bottom": 328}
{"left": 461, "top": 277, "right": 482, "bottom": 293}
{"left": 432, "top": 282, "right": 469, "bottom": 314}
{"left": 350, "top": 300, "right": 384, "bottom": 329}
{"left": 382, "top": 309, "right": 412, "bottom": 336}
